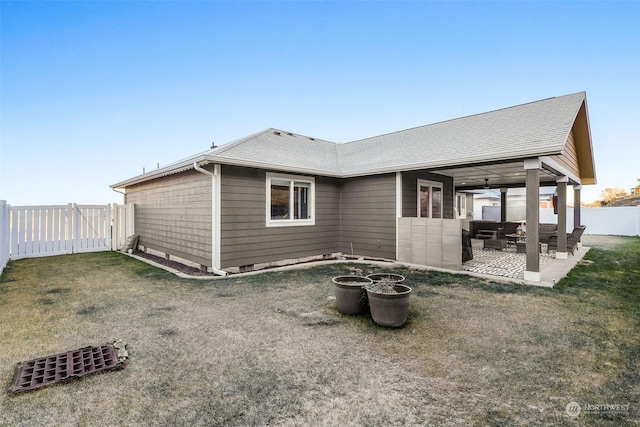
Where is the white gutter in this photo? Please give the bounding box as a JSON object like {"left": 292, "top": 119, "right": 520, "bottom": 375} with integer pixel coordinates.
{"left": 193, "top": 161, "right": 227, "bottom": 276}
{"left": 395, "top": 171, "right": 402, "bottom": 260}
{"left": 112, "top": 187, "right": 126, "bottom": 203}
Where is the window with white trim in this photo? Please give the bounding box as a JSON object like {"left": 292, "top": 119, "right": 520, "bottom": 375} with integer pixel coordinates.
{"left": 266, "top": 173, "right": 315, "bottom": 226}
{"left": 418, "top": 179, "right": 443, "bottom": 219}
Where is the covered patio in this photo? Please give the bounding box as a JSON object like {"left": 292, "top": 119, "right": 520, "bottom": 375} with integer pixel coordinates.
{"left": 461, "top": 238, "right": 590, "bottom": 287}
{"left": 442, "top": 92, "right": 595, "bottom": 283}
{"left": 396, "top": 92, "right": 596, "bottom": 285}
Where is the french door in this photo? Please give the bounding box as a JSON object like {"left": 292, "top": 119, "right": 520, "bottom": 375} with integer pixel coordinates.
{"left": 418, "top": 180, "right": 443, "bottom": 219}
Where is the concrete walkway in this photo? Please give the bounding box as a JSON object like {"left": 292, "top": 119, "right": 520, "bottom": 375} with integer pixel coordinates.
{"left": 461, "top": 239, "right": 589, "bottom": 287}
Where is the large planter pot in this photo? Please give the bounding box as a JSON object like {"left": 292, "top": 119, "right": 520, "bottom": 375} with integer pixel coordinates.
{"left": 366, "top": 284, "right": 412, "bottom": 328}
{"left": 332, "top": 276, "right": 373, "bottom": 315}
{"left": 366, "top": 273, "right": 405, "bottom": 285}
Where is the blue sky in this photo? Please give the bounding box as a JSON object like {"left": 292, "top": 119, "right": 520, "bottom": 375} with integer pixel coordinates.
{"left": 1, "top": 1, "right": 639, "bottom": 205}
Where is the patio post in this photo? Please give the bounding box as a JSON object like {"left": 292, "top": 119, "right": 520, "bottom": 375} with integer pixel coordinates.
{"left": 524, "top": 159, "right": 541, "bottom": 282}
{"left": 500, "top": 188, "right": 507, "bottom": 223}
{"left": 573, "top": 185, "right": 582, "bottom": 229}
{"left": 573, "top": 185, "right": 583, "bottom": 248}
{"left": 556, "top": 177, "right": 568, "bottom": 259}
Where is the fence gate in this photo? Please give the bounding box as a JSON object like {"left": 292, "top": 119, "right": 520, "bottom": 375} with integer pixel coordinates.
{"left": 8, "top": 203, "right": 134, "bottom": 260}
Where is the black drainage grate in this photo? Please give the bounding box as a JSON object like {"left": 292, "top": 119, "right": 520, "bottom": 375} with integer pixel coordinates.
{"left": 9, "top": 340, "right": 128, "bottom": 394}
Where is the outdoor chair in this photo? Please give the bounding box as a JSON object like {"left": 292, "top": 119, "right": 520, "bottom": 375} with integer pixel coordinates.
{"left": 547, "top": 226, "right": 586, "bottom": 255}
{"left": 539, "top": 223, "right": 558, "bottom": 246}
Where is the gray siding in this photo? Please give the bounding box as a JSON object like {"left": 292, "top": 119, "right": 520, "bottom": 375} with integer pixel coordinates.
{"left": 401, "top": 171, "right": 455, "bottom": 219}
{"left": 220, "top": 165, "right": 341, "bottom": 268}
{"left": 123, "top": 166, "right": 455, "bottom": 270}
{"left": 339, "top": 174, "right": 397, "bottom": 259}
{"left": 125, "top": 169, "right": 212, "bottom": 267}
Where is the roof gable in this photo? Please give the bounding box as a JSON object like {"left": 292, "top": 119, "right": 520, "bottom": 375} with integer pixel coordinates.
{"left": 570, "top": 100, "right": 597, "bottom": 184}
{"left": 337, "top": 92, "right": 586, "bottom": 175}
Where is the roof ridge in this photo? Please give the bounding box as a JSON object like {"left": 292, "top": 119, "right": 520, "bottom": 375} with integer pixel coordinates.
{"left": 344, "top": 92, "right": 586, "bottom": 145}
{"left": 269, "top": 127, "right": 338, "bottom": 145}
{"left": 210, "top": 128, "right": 276, "bottom": 156}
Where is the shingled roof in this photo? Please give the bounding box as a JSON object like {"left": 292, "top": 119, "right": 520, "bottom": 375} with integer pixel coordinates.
{"left": 338, "top": 92, "right": 587, "bottom": 176}
{"left": 112, "top": 92, "right": 593, "bottom": 188}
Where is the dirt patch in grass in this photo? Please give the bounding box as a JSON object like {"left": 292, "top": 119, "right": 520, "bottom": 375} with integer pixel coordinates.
{"left": 133, "top": 250, "right": 215, "bottom": 276}
{"left": 76, "top": 305, "right": 105, "bottom": 315}
{"left": 0, "top": 239, "right": 638, "bottom": 426}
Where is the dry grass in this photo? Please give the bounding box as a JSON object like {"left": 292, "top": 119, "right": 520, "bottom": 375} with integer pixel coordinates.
{"left": 0, "top": 235, "right": 638, "bottom": 426}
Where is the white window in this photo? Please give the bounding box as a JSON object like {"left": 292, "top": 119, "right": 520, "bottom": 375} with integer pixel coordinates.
{"left": 418, "top": 179, "right": 443, "bottom": 219}
{"left": 266, "top": 173, "right": 315, "bottom": 227}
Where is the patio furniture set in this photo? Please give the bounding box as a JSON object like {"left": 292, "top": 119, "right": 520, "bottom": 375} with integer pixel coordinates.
{"left": 474, "top": 223, "right": 585, "bottom": 255}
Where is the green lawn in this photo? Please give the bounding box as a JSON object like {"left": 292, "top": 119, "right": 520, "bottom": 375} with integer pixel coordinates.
{"left": 0, "top": 235, "right": 638, "bottom": 426}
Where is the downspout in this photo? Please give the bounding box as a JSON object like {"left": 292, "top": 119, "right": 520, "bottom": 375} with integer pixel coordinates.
{"left": 112, "top": 187, "right": 126, "bottom": 203}
{"left": 193, "top": 162, "right": 227, "bottom": 276}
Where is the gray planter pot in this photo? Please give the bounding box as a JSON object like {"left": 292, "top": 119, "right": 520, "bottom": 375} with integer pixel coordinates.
{"left": 366, "top": 273, "right": 405, "bottom": 284}
{"left": 366, "top": 284, "right": 412, "bottom": 327}
{"left": 332, "top": 276, "right": 373, "bottom": 315}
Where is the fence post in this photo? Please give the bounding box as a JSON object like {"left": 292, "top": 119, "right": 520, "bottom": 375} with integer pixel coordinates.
{"left": 10, "top": 206, "right": 19, "bottom": 259}
{"left": 68, "top": 203, "right": 76, "bottom": 254}
{"left": 111, "top": 203, "right": 118, "bottom": 251}
{"left": 0, "top": 201, "right": 9, "bottom": 274}
{"left": 105, "top": 204, "right": 112, "bottom": 251}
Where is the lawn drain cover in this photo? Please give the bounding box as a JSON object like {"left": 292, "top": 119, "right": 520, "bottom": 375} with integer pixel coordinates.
{"left": 9, "top": 340, "right": 128, "bottom": 394}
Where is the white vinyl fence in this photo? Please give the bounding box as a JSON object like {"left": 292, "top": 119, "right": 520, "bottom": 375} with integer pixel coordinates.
{"left": 539, "top": 206, "right": 640, "bottom": 236}
{"left": 478, "top": 205, "right": 640, "bottom": 236}
{"left": 0, "top": 201, "right": 10, "bottom": 275}
{"left": 0, "top": 202, "right": 134, "bottom": 274}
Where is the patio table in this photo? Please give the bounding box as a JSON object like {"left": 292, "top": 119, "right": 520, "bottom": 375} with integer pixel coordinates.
{"left": 505, "top": 233, "right": 526, "bottom": 248}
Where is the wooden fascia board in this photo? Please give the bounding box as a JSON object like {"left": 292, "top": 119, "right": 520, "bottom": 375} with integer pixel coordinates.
{"left": 572, "top": 100, "right": 597, "bottom": 185}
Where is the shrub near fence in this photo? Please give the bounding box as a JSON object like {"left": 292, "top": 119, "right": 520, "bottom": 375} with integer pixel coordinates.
{"left": 0, "top": 202, "right": 134, "bottom": 274}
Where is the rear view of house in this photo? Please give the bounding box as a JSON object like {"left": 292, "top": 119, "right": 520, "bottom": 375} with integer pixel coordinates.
{"left": 111, "top": 92, "right": 596, "bottom": 282}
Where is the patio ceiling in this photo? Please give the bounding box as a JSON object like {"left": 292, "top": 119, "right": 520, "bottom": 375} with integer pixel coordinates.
{"left": 435, "top": 160, "right": 561, "bottom": 190}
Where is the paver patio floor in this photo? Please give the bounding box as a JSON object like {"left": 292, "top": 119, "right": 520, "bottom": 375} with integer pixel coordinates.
{"left": 461, "top": 239, "right": 556, "bottom": 279}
